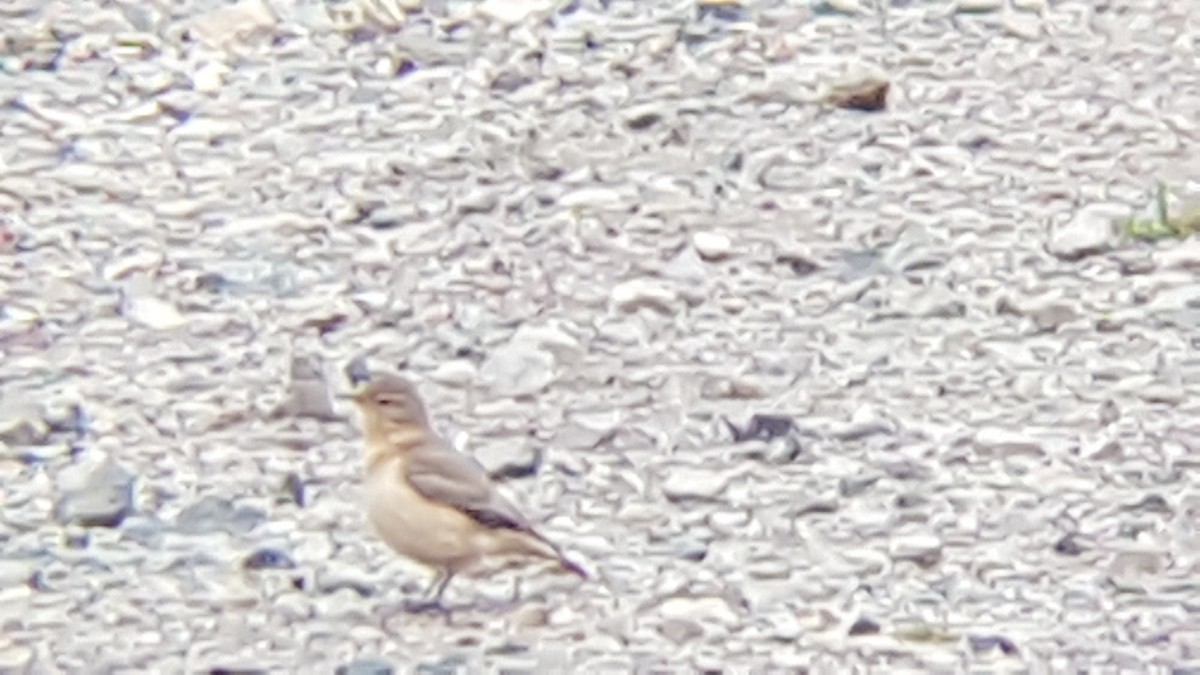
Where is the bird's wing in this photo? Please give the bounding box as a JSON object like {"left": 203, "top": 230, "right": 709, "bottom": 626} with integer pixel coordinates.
{"left": 405, "top": 441, "right": 534, "bottom": 533}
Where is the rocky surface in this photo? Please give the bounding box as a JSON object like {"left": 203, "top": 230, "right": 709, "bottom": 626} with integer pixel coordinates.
{"left": 1, "top": 0, "right": 1199, "bottom": 671}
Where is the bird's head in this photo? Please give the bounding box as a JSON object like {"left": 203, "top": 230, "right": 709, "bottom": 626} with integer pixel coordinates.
{"left": 351, "top": 374, "right": 430, "bottom": 438}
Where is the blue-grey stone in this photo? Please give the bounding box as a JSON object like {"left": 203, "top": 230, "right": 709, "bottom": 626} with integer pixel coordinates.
{"left": 337, "top": 658, "right": 394, "bottom": 675}
{"left": 175, "top": 495, "right": 265, "bottom": 535}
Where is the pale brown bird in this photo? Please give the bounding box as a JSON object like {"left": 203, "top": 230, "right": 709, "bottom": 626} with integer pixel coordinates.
{"left": 351, "top": 374, "right": 586, "bottom": 610}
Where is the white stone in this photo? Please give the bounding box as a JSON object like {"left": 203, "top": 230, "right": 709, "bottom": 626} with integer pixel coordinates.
{"left": 1048, "top": 205, "right": 1118, "bottom": 260}
{"left": 1002, "top": 12, "right": 1042, "bottom": 39}
{"left": 1109, "top": 546, "right": 1167, "bottom": 581}
{"left": 662, "top": 246, "right": 709, "bottom": 283}
{"left": 659, "top": 617, "right": 704, "bottom": 644}
{"left": 102, "top": 248, "right": 163, "bottom": 281}
{"left": 510, "top": 323, "right": 584, "bottom": 363}
{"left": 658, "top": 596, "right": 740, "bottom": 625}
{"left": 1155, "top": 238, "right": 1200, "bottom": 270}
{"left": 122, "top": 294, "right": 186, "bottom": 330}
{"left": 889, "top": 534, "right": 943, "bottom": 565}
{"left": 54, "top": 454, "right": 135, "bottom": 528}
{"left": 746, "top": 557, "right": 792, "bottom": 580}
{"left": 0, "top": 560, "right": 37, "bottom": 587}
{"left": 1, "top": 300, "right": 40, "bottom": 323}
{"left": 1146, "top": 284, "right": 1200, "bottom": 313}
{"left": 973, "top": 427, "right": 1045, "bottom": 457}
{"left": 474, "top": 438, "right": 540, "bottom": 478}
{"left": 479, "top": 342, "right": 556, "bottom": 397}
{"left": 560, "top": 187, "right": 629, "bottom": 210}
{"left": 186, "top": 0, "right": 277, "bottom": 49}
{"left": 692, "top": 231, "right": 733, "bottom": 261}
{"left": 428, "top": 359, "right": 477, "bottom": 388}
{"left": 475, "top": 0, "right": 556, "bottom": 25}
{"left": 610, "top": 279, "right": 679, "bottom": 314}
{"left": 662, "top": 468, "right": 730, "bottom": 502}
{"left": 0, "top": 643, "right": 32, "bottom": 670}
{"left": 191, "top": 62, "right": 229, "bottom": 93}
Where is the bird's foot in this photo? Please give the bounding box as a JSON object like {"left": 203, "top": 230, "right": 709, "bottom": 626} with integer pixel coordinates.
{"left": 402, "top": 598, "right": 450, "bottom": 615}
{"left": 483, "top": 596, "right": 524, "bottom": 614}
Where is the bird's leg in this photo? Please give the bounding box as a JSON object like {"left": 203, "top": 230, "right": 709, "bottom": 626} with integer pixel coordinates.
{"left": 510, "top": 576, "right": 521, "bottom": 603}
{"left": 423, "top": 570, "right": 447, "bottom": 599}
{"left": 403, "top": 569, "right": 454, "bottom": 615}
{"left": 430, "top": 570, "right": 455, "bottom": 603}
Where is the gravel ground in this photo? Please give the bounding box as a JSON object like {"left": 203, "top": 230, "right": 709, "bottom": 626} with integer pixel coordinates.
{"left": 2, "top": 0, "right": 1200, "bottom": 671}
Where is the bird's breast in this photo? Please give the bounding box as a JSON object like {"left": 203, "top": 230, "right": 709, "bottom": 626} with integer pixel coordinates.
{"left": 364, "top": 457, "right": 476, "bottom": 567}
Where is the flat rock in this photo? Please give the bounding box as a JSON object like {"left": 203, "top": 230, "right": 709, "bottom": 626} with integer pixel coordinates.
{"left": 120, "top": 291, "right": 186, "bottom": 330}
{"left": 610, "top": 279, "right": 681, "bottom": 314}
{"left": 0, "top": 403, "right": 49, "bottom": 448}
{"left": 186, "top": 0, "right": 277, "bottom": 49}
{"left": 474, "top": 439, "right": 542, "bottom": 480}
{"left": 1047, "top": 205, "right": 1118, "bottom": 260}
{"left": 658, "top": 617, "right": 704, "bottom": 644}
{"left": 428, "top": 359, "right": 477, "bottom": 388}
{"left": 1154, "top": 238, "right": 1200, "bottom": 270}
{"left": 54, "top": 456, "right": 135, "bottom": 528}
{"left": 479, "top": 341, "right": 556, "bottom": 397}
{"left": 0, "top": 643, "right": 32, "bottom": 671}
{"left": 474, "top": 0, "right": 555, "bottom": 25}
{"left": 692, "top": 232, "right": 733, "bottom": 261}
{"left": 973, "top": 427, "right": 1046, "bottom": 457}
{"left": 889, "top": 534, "right": 943, "bottom": 567}
{"left": 657, "top": 596, "right": 741, "bottom": 625}
{"left": 336, "top": 659, "right": 395, "bottom": 675}
{"left": 662, "top": 468, "right": 731, "bottom": 502}
{"left": 175, "top": 495, "right": 266, "bottom": 536}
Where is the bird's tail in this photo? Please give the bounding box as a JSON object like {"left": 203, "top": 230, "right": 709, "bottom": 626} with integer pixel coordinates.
{"left": 529, "top": 530, "right": 588, "bottom": 579}
{"left": 557, "top": 554, "right": 588, "bottom": 579}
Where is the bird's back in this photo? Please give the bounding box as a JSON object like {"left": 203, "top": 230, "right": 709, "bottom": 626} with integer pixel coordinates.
{"left": 404, "top": 437, "right": 535, "bottom": 534}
